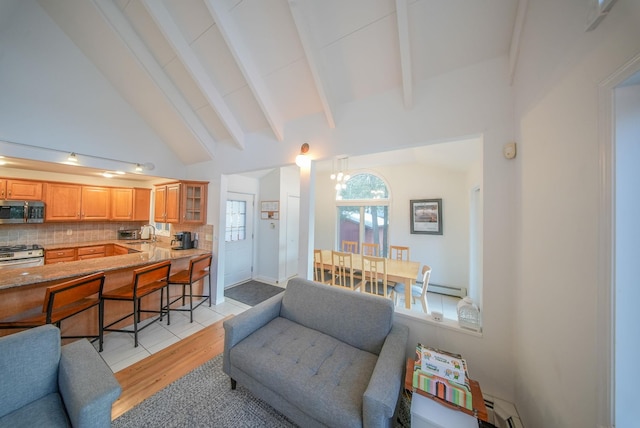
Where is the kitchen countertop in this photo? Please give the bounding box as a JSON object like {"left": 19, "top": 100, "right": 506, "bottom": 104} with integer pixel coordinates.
{"left": 0, "top": 240, "right": 210, "bottom": 290}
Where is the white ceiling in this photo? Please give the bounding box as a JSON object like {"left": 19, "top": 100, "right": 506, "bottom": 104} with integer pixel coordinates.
{"left": 32, "top": 0, "right": 518, "bottom": 169}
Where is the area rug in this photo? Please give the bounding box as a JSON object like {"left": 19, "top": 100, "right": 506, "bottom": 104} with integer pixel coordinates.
{"left": 112, "top": 354, "right": 297, "bottom": 428}
{"left": 224, "top": 280, "right": 285, "bottom": 306}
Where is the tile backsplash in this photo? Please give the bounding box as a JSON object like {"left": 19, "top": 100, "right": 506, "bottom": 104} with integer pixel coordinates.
{"left": 0, "top": 222, "right": 214, "bottom": 251}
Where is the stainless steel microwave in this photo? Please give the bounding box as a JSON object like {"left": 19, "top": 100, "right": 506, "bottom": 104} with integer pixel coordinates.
{"left": 0, "top": 200, "right": 45, "bottom": 224}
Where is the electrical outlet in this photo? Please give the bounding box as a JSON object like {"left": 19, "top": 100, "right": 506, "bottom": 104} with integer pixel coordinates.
{"left": 66, "top": 229, "right": 73, "bottom": 236}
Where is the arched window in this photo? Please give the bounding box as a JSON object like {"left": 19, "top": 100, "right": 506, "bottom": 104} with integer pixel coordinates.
{"left": 335, "top": 173, "right": 390, "bottom": 256}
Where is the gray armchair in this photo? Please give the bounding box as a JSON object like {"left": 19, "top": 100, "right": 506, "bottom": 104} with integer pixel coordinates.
{"left": 0, "top": 325, "right": 121, "bottom": 428}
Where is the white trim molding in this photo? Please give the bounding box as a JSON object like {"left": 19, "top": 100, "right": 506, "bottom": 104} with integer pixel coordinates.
{"left": 597, "top": 51, "right": 640, "bottom": 428}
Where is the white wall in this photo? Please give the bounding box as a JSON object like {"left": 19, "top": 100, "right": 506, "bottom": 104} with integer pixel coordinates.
{"left": 513, "top": 1, "right": 640, "bottom": 426}
{"left": 257, "top": 169, "right": 280, "bottom": 283}
{"left": 0, "top": 0, "right": 184, "bottom": 179}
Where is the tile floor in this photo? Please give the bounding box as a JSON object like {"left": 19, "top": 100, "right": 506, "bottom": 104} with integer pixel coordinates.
{"left": 96, "top": 289, "right": 460, "bottom": 373}
{"left": 96, "top": 297, "right": 251, "bottom": 373}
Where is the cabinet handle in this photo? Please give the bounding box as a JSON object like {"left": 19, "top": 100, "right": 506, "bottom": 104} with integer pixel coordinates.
{"left": 7, "top": 190, "right": 11, "bottom": 197}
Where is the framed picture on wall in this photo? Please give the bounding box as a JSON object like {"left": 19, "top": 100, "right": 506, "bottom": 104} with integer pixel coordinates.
{"left": 410, "top": 199, "right": 443, "bottom": 235}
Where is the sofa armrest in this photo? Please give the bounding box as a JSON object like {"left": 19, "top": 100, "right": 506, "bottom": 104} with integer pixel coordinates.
{"left": 363, "top": 323, "right": 410, "bottom": 428}
{"left": 223, "top": 293, "right": 283, "bottom": 374}
{"left": 58, "top": 339, "right": 121, "bottom": 428}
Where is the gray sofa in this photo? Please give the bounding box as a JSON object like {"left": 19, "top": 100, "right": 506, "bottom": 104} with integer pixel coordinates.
{"left": 223, "top": 277, "right": 409, "bottom": 428}
{"left": 0, "top": 325, "right": 121, "bottom": 428}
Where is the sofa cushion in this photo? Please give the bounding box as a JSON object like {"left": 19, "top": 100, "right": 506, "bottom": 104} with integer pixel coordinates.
{"left": 0, "top": 393, "right": 70, "bottom": 428}
{"left": 0, "top": 325, "right": 60, "bottom": 418}
{"left": 230, "top": 316, "right": 378, "bottom": 428}
{"left": 280, "top": 278, "right": 394, "bottom": 355}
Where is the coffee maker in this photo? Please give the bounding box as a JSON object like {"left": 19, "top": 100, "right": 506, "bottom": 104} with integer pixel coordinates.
{"left": 171, "top": 232, "right": 193, "bottom": 250}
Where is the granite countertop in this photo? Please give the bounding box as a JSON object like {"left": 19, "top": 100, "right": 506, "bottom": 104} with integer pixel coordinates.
{"left": 0, "top": 240, "right": 210, "bottom": 290}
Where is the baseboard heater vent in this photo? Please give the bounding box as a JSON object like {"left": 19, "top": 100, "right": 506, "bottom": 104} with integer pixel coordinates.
{"left": 428, "top": 283, "right": 467, "bottom": 298}
{"left": 484, "top": 397, "right": 524, "bottom": 428}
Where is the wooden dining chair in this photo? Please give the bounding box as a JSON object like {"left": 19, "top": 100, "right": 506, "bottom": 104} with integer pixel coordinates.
{"left": 358, "top": 255, "right": 391, "bottom": 298}
{"left": 331, "top": 251, "right": 357, "bottom": 290}
{"left": 314, "top": 249, "right": 332, "bottom": 284}
{"left": 0, "top": 272, "right": 106, "bottom": 351}
{"left": 361, "top": 242, "right": 380, "bottom": 256}
{"left": 391, "top": 265, "right": 432, "bottom": 313}
{"left": 341, "top": 240, "right": 358, "bottom": 254}
{"left": 389, "top": 245, "right": 410, "bottom": 261}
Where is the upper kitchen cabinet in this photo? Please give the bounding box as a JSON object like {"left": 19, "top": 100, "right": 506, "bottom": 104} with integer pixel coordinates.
{"left": 154, "top": 181, "right": 207, "bottom": 224}
{"left": 45, "top": 183, "right": 110, "bottom": 221}
{"left": 111, "top": 187, "right": 151, "bottom": 221}
{"left": 45, "top": 183, "right": 82, "bottom": 221}
{"left": 182, "top": 181, "right": 207, "bottom": 224}
{"left": 81, "top": 186, "right": 110, "bottom": 220}
{"left": 0, "top": 178, "right": 43, "bottom": 200}
{"left": 154, "top": 182, "right": 180, "bottom": 223}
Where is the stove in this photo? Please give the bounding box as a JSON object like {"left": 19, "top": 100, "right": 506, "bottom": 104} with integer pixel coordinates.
{"left": 0, "top": 244, "right": 45, "bottom": 269}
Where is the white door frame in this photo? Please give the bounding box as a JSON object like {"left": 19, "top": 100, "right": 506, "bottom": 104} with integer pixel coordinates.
{"left": 597, "top": 51, "right": 640, "bottom": 428}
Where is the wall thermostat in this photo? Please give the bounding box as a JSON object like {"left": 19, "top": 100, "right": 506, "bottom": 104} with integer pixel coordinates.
{"left": 503, "top": 142, "right": 517, "bottom": 159}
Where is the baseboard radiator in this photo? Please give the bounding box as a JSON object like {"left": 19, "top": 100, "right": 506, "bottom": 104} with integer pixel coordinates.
{"left": 484, "top": 397, "right": 524, "bottom": 428}
{"left": 428, "top": 283, "right": 467, "bottom": 298}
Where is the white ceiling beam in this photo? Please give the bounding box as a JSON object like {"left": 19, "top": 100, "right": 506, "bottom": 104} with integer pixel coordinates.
{"left": 204, "top": 0, "right": 285, "bottom": 141}
{"left": 91, "top": 0, "right": 217, "bottom": 157}
{"left": 508, "top": 0, "right": 528, "bottom": 85}
{"left": 395, "top": 0, "right": 413, "bottom": 109}
{"left": 287, "top": 0, "right": 336, "bottom": 129}
{"left": 142, "top": 0, "right": 245, "bottom": 150}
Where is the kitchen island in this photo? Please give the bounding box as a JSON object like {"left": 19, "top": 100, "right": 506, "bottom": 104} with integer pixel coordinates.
{"left": 0, "top": 240, "right": 212, "bottom": 340}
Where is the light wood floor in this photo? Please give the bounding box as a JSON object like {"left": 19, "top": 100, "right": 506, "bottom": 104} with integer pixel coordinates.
{"left": 111, "top": 316, "right": 231, "bottom": 420}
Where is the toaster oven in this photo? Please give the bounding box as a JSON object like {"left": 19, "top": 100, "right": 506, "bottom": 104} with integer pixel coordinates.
{"left": 118, "top": 229, "right": 140, "bottom": 240}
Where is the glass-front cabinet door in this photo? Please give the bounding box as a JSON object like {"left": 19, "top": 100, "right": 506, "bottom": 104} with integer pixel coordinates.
{"left": 181, "top": 181, "right": 207, "bottom": 224}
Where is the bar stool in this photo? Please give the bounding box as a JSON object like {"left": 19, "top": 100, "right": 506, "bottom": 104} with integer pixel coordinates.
{"left": 102, "top": 260, "right": 171, "bottom": 348}
{"left": 0, "top": 272, "right": 106, "bottom": 351}
{"left": 167, "top": 253, "right": 213, "bottom": 323}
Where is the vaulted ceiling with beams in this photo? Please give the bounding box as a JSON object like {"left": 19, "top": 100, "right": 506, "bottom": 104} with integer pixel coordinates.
{"left": 38, "top": 0, "right": 520, "bottom": 166}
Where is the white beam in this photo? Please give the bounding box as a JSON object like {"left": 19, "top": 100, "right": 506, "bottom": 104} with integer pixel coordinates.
{"left": 91, "top": 0, "right": 217, "bottom": 157}
{"left": 142, "top": 0, "right": 245, "bottom": 150}
{"left": 204, "top": 0, "right": 285, "bottom": 141}
{"left": 508, "top": 0, "right": 528, "bottom": 85}
{"left": 395, "top": 0, "right": 413, "bottom": 109}
{"left": 287, "top": 0, "right": 336, "bottom": 128}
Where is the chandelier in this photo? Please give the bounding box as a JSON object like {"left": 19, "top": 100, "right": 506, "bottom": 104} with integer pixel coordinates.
{"left": 330, "top": 157, "right": 350, "bottom": 190}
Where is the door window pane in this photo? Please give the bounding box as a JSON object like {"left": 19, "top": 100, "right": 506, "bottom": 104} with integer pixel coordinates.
{"left": 225, "top": 200, "right": 246, "bottom": 242}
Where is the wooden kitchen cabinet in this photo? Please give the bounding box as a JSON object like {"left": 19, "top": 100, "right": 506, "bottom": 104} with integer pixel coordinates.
{"left": 113, "top": 245, "right": 130, "bottom": 255}
{"left": 0, "top": 179, "right": 43, "bottom": 200}
{"left": 77, "top": 245, "right": 106, "bottom": 260}
{"left": 111, "top": 187, "right": 150, "bottom": 221}
{"left": 81, "top": 186, "right": 110, "bottom": 220}
{"left": 181, "top": 181, "right": 207, "bottom": 224}
{"left": 45, "top": 183, "right": 110, "bottom": 221}
{"left": 45, "top": 183, "right": 82, "bottom": 221}
{"left": 45, "top": 248, "right": 76, "bottom": 264}
{"left": 111, "top": 187, "right": 153, "bottom": 221}
{"left": 154, "top": 182, "right": 181, "bottom": 223}
{"left": 133, "top": 188, "right": 151, "bottom": 221}
{"left": 111, "top": 187, "right": 133, "bottom": 220}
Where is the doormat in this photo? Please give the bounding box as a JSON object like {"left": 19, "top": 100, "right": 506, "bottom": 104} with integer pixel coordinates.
{"left": 224, "top": 280, "right": 285, "bottom": 306}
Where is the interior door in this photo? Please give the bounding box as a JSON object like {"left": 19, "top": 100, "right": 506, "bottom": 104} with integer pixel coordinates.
{"left": 224, "top": 192, "right": 254, "bottom": 288}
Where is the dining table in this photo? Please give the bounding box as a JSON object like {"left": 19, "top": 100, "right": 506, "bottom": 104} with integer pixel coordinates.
{"left": 319, "top": 250, "right": 421, "bottom": 309}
